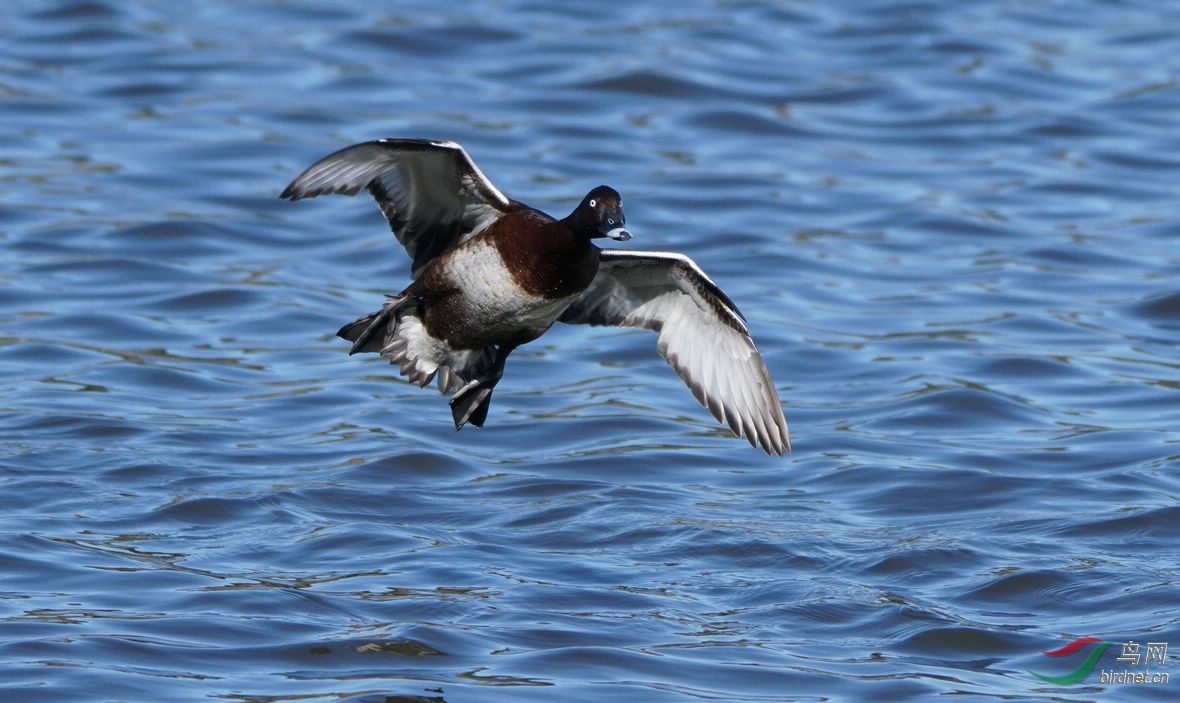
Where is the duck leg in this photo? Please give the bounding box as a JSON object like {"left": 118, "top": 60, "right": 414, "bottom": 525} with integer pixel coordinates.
{"left": 449, "top": 344, "right": 514, "bottom": 430}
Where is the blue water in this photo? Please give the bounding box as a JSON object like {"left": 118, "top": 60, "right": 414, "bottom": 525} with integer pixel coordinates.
{"left": 2, "top": 1, "right": 1179, "bottom": 700}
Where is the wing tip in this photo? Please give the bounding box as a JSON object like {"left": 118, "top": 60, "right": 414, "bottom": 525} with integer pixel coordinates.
{"left": 697, "top": 383, "right": 791, "bottom": 456}
{"left": 762, "top": 428, "right": 791, "bottom": 456}
{"left": 750, "top": 428, "right": 790, "bottom": 456}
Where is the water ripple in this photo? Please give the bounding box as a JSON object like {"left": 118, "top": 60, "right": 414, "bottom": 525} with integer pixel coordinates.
{"left": 2, "top": 0, "right": 1180, "bottom": 701}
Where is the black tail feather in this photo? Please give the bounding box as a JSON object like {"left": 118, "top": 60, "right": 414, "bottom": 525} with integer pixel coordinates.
{"left": 337, "top": 295, "right": 410, "bottom": 355}
{"left": 337, "top": 310, "right": 387, "bottom": 354}
{"left": 338, "top": 299, "right": 511, "bottom": 428}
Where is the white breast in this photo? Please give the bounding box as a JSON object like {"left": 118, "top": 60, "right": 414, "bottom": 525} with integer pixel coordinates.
{"left": 442, "top": 240, "right": 575, "bottom": 335}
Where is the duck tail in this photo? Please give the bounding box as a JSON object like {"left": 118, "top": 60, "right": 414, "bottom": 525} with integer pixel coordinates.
{"left": 337, "top": 295, "right": 411, "bottom": 355}
{"left": 337, "top": 295, "right": 495, "bottom": 396}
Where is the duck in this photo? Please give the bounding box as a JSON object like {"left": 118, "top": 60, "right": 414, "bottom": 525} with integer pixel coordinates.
{"left": 281, "top": 138, "right": 790, "bottom": 455}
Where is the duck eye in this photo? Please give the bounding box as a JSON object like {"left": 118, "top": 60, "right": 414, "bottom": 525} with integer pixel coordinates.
{"left": 589, "top": 199, "right": 597, "bottom": 207}
{"left": 607, "top": 218, "right": 615, "bottom": 225}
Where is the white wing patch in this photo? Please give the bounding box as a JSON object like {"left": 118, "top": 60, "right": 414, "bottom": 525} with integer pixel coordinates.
{"left": 562, "top": 250, "right": 789, "bottom": 455}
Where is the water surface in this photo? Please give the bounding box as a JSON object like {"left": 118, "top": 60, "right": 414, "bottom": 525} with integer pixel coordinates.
{"left": 2, "top": 1, "right": 1179, "bottom": 701}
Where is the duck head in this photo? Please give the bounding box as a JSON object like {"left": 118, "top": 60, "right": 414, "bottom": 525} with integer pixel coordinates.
{"left": 568, "top": 185, "right": 632, "bottom": 241}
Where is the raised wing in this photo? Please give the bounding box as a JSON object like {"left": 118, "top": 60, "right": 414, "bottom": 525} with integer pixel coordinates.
{"left": 561, "top": 250, "right": 790, "bottom": 455}
{"left": 280, "top": 138, "right": 514, "bottom": 277}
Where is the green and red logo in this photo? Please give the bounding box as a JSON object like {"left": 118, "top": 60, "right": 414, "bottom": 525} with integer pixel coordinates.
{"left": 1028, "top": 636, "right": 1113, "bottom": 684}
{"left": 1028, "top": 636, "right": 1170, "bottom": 685}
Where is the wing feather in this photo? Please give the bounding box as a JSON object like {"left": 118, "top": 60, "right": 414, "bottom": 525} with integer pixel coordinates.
{"left": 281, "top": 139, "right": 513, "bottom": 277}
{"left": 562, "top": 250, "right": 790, "bottom": 455}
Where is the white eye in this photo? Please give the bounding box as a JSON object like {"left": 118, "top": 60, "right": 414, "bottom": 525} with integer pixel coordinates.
{"left": 589, "top": 199, "right": 597, "bottom": 207}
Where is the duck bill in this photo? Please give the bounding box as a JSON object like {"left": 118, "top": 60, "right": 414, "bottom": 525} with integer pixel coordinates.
{"left": 605, "top": 226, "right": 632, "bottom": 241}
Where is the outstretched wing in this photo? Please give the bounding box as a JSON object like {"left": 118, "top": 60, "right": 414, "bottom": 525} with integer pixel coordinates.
{"left": 561, "top": 250, "right": 790, "bottom": 455}
{"left": 281, "top": 138, "right": 514, "bottom": 277}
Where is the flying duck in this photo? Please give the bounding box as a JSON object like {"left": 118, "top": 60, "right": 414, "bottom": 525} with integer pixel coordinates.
{"left": 281, "top": 139, "right": 790, "bottom": 454}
